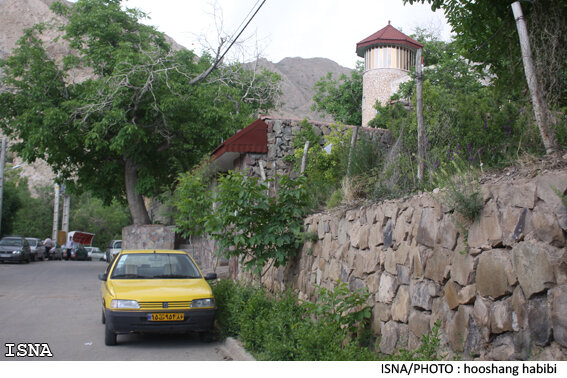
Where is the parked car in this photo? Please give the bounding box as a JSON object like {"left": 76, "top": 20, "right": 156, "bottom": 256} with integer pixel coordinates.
{"left": 48, "top": 244, "right": 63, "bottom": 260}
{"left": 99, "top": 249, "right": 217, "bottom": 345}
{"left": 63, "top": 231, "right": 96, "bottom": 261}
{"left": 86, "top": 247, "right": 106, "bottom": 261}
{"left": 0, "top": 236, "right": 32, "bottom": 263}
{"left": 25, "top": 238, "right": 45, "bottom": 261}
{"left": 75, "top": 245, "right": 91, "bottom": 261}
{"left": 105, "top": 240, "right": 122, "bottom": 263}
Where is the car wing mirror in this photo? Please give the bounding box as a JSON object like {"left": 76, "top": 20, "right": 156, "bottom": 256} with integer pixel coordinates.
{"left": 98, "top": 273, "right": 108, "bottom": 281}
{"left": 204, "top": 273, "right": 217, "bottom": 281}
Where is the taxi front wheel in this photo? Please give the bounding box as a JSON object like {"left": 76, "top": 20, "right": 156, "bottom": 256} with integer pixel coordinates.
{"left": 105, "top": 322, "right": 117, "bottom": 346}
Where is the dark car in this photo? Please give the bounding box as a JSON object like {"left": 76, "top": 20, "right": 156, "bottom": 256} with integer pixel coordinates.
{"left": 0, "top": 236, "right": 32, "bottom": 263}
{"left": 26, "top": 238, "right": 45, "bottom": 261}
{"left": 75, "top": 245, "right": 91, "bottom": 261}
{"left": 48, "top": 244, "right": 63, "bottom": 260}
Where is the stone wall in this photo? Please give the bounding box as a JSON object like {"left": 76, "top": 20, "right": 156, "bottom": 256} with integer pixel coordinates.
{"left": 122, "top": 225, "right": 175, "bottom": 250}
{"left": 236, "top": 116, "right": 393, "bottom": 186}
{"left": 237, "top": 170, "right": 567, "bottom": 360}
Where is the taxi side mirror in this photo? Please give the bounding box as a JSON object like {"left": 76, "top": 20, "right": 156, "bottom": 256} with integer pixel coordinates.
{"left": 204, "top": 273, "right": 217, "bottom": 281}
{"left": 98, "top": 273, "right": 108, "bottom": 281}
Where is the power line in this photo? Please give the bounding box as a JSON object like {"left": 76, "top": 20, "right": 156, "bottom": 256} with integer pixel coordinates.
{"left": 217, "top": 0, "right": 267, "bottom": 64}
{"left": 190, "top": 0, "right": 267, "bottom": 85}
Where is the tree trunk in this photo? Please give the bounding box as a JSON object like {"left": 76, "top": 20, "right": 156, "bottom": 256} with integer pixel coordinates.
{"left": 511, "top": 1, "right": 557, "bottom": 154}
{"left": 124, "top": 157, "right": 151, "bottom": 225}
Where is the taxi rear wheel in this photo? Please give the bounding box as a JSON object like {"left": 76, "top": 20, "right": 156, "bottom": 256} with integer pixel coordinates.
{"left": 105, "top": 322, "right": 117, "bottom": 346}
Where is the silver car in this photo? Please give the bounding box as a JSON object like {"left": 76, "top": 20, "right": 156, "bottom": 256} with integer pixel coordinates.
{"left": 86, "top": 247, "right": 106, "bottom": 261}
{"left": 25, "top": 238, "right": 45, "bottom": 261}
{"left": 105, "top": 240, "right": 122, "bottom": 263}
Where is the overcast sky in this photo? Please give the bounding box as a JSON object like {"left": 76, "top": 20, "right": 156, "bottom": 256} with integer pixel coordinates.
{"left": 121, "top": 0, "right": 451, "bottom": 69}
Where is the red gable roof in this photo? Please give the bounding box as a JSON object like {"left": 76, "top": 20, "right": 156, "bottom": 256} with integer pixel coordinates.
{"left": 356, "top": 22, "right": 423, "bottom": 57}
{"left": 212, "top": 118, "right": 268, "bottom": 158}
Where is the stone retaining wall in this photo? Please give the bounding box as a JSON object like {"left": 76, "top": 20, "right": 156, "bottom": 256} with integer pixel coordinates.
{"left": 237, "top": 170, "right": 567, "bottom": 360}
{"left": 235, "top": 116, "right": 393, "bottom": 185}
{"left": 122, "top": 224, "right": 175, "bottom": 250}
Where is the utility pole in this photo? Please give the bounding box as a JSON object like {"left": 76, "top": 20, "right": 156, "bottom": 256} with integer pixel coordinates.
{"left": 52, "top": 181, "right": 60, "bottom": 241}
{"left": 0, "top": 138, "right": 6, "bottom": 236}
{"left": 511, "top": 1, "right": 557, "bottom": 154}
{"left": 416, "top": 48, "right": 425, "bottom": 182}
{"left": 62, "top": 192, "right": 70, "bottom": 234}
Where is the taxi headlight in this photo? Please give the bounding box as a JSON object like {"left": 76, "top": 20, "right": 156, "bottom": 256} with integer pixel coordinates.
{"left": 110, "top": 299, "right": 140, "bottom": 309}
{"left": 191, "top": 298, "right": 215, "bottom": 308}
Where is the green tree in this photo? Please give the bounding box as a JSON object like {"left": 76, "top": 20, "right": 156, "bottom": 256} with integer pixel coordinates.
{"left": 404, "top": 0, "right": 567, "bottom": 110}
{"left": 69, "top": 192, "right": 131, "bottom": 249}
{"left": 1, "top": 179, "right": 24, "bottom": 237}
{"left": 0, "top": 0, "right": 281, "bottom": 225}
{"left": 174, "top": 170, "right": 310, "bottom": 274}
{"left": 311, "top": 61, "right": 363, "bottom": 125}
{"left": 1, "top": 173, "right": 52, "bottom": 238}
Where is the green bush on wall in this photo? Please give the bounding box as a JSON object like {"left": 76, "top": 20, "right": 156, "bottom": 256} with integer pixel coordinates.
{"left": 212, "top": 279, "right": 446, "bottom": 361}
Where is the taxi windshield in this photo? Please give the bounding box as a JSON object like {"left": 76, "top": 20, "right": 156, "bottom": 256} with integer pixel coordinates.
{"left": 110, "top": 253, "right": 202, "bottom": 279}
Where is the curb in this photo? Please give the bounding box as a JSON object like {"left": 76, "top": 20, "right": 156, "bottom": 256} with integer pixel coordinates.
{"left": 219, "top": 337, "right": 255, "bottom": 361}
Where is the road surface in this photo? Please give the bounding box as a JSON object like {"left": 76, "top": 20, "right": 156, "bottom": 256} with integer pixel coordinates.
{"left": 0, "top": 259, "right": 228, "bottom": 361}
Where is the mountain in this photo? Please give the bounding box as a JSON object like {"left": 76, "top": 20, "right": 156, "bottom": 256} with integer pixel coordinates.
{"left": 0, "top": 0, "right": 351, "bottom": 190}
{"left": 255, "top": 57, "right": 352, "bottom": 122}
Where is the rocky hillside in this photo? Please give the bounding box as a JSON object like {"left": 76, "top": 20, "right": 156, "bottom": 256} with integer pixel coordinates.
{"left": 255, "top": 57, "right": 352, "bottom": 122}
{"left": 0, "top": 0, "right": 351, "bottom": 190}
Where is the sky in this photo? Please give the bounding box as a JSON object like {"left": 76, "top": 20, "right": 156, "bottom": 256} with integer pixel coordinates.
{"left": 121, "top": 0, "right": 452, "bottom": 69}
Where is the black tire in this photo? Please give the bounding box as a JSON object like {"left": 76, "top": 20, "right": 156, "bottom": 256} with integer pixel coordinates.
{"left": 104, "top": 321, "right": 116, "bottom": 346}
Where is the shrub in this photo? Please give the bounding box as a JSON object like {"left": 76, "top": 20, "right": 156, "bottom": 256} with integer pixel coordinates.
{"left": 430, "top": 155, "right": 484, "bottom": 222}
{"left": 175, "top": 171, "right": 311, "bottom": 274}
{"left": 212, "top": 279, "right": 381, "bottom": 360}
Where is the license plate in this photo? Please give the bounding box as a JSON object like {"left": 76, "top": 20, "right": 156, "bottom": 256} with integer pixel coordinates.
{"left": 147, "top": 313, "right": 184, "bottom": 321}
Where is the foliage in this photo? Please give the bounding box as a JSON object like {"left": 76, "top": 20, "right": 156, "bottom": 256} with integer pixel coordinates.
{"left": 312, "top": 61, "right": 364, "bottom": 125}
{"left": 0, "top": 170, "right": 130, "bottom": 247}
{"left": 210, "top": 278, "right": 258, "bottom": 338}
{"left": 367, "top": 29, "right": 551, "bottom": 203}
{"left": 174, "top": 170, "right": 310, "bottom": 274}
{"left": 404, "top": 0, "right": 567, "bottom": 110}
{"left": 212, "top": 279, "right": 377, "bottom": 361}
{"left": 0, "top": 173, "right": 51, "bottom": 238}
{"left": 286, "top": 123, "right": 354, "bottom": 208}
{"left": 386, "top": 320, "right": 445, "bottom": 361}
{"left": 212, "top": 279, "right": 446, "bottom": 361}
{"left": 67, "top": 192, "right": 131, "bottom": 249}
{"left": 430, "top": 156, "right": 484, "bottom": 222}
{"left": 0, "top": 0, "right": 281, "bottom": 224}
{"left": 303, "top": 280, "right": 372, "bottom": 335}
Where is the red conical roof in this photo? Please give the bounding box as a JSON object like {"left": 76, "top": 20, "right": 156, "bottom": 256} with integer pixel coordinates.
{"left": 356, "top": 22, "right": 423, "bottom": 57}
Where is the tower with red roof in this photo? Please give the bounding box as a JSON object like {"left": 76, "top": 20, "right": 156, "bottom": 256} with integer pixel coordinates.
{"left": 356, "top": 22, "right": 423, "bottom": 126}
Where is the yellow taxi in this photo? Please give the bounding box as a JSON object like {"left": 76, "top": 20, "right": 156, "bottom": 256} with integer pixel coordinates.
{"left": 98, "top": 249, "right": 216, "bottom": 345}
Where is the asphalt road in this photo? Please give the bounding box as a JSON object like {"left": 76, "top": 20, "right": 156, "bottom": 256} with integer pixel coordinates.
{"left": 0, "top": 259, "right": 227, "bottom": 361}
